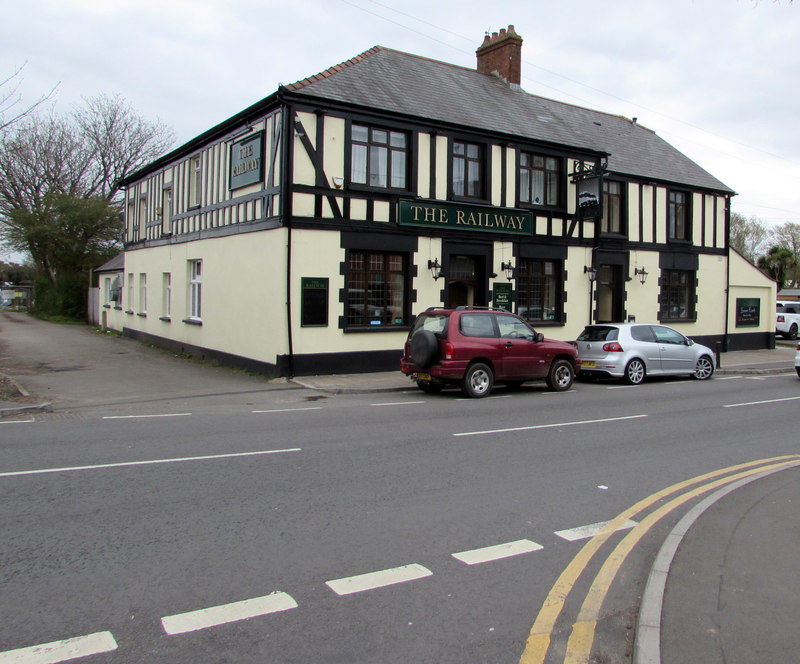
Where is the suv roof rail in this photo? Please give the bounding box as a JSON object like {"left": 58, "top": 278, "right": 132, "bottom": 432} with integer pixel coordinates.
{"left": 454, "top": 306, "right": 509, "bottom": 312}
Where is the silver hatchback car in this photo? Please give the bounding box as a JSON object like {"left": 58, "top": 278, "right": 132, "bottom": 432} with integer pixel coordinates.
{"left": 574, "top": 323, "right": 715, "bottom": 384}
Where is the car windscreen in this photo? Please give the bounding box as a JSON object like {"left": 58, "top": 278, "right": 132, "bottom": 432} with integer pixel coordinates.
{"left": 577, "top": 326, "right": 618, "bottom": 342}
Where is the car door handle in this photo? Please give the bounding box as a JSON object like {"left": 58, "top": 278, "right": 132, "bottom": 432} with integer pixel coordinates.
{"left": 504, "top": 342, "right": 514, "bottom": 348}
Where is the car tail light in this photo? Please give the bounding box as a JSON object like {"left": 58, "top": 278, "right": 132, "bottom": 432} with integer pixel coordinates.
{"left": 444, "top": 341, "right": 455, "bottom": 360}
{"left": 778, "top": 315, "right": 786, "bottom": 323}
{"left": 603, "top": 342, "right": 624, "bottom": 352}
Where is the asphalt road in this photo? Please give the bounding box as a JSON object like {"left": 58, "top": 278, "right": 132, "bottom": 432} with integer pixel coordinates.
{"left": 3, "top": 346, "right": 800, "bottom": 663}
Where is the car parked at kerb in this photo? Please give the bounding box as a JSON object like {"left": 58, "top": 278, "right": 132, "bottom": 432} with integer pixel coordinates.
{"left": 573, "top": 323, "right": 715, "bottom": 384}
{"left": 400, "top": 307, "right": 581, "bottom": 398}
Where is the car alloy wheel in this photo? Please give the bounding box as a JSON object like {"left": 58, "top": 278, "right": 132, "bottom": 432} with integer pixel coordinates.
{"left": 462, "top": 362, "right": 493, "bottom": 398}
{"left": 624, "top": 358, "right": 645, "bottom": 385}
{"left": 692, "top": 356, "right": 714, "bottom": 380}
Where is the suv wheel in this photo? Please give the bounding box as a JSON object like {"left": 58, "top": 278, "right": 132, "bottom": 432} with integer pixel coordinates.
{"left": 410, "top": 330, "right": 439, "bottom": 368}
{"left": 546, "top": 359, "right": 574, "bottom": 391}
{"left": 624, "top": 358, "right": 646, "bottom": 385}
{"left": 461, "top": 362, "right": 493, "bottom": 398}
{"left": 790, "top": 324, "right": 798, "bottom": 340}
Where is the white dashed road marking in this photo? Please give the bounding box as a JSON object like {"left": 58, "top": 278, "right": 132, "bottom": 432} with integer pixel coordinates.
{"left": 0, "top": 631, "right": 118, "bottom": 664}
{"left": 451, "top": 539, "right": 543, "bottom": 565}
{"left": 326, "top": 564, "right": 433, "bottom": 596}
{"left": 554, "top": 518, "right": 638, "bottom": 542}
{"left": 161, "top": 592, "right": 298, "bottom": 635}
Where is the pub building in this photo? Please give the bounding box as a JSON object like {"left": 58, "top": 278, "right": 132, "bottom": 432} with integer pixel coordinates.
{"left": 104, "top": 25, "right": 775, "bottom": 377}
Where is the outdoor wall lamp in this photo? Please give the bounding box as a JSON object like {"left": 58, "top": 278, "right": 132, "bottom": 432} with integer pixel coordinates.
{"left": 428, "top": 258, "right": 443, "bottom": 281}
{"left": 634, "top": 267, "right": 649, "bottom": 285}
{"left": 584, "top": 265, "right": 597, "bottom": 282}
{"left": 501, "top": 261, "right": 515, "bottom": 281}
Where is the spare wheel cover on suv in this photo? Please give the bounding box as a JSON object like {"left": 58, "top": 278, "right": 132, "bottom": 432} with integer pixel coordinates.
{"left": 410, "top": 330, "right": 440, "bottom": 369}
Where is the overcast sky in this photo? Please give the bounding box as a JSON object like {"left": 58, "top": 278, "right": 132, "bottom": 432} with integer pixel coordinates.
{"left": 2, "top": 0, "right": 799, "bottom": 256}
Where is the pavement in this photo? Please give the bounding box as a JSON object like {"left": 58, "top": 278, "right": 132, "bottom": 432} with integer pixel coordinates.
{"left": 1, "top": 310, "right": 799, "bottom": 663}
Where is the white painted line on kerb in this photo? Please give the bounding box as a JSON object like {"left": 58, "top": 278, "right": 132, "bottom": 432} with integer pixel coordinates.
{"left": 161, "top": 592, "right": 297, "bottom": 635}
{"left": 326, "top": 564, "right": 432, "bottom": 596}
{"left": 0, "top": 448, "right": 301, "bottom": 479}
{"left": 452, "top": 539, "right": 543, "bottom": 565}
{"left": 103, "top": 412, "right": 191, "bottom": 420}
{"left": 370, "top": 401, "right": 424, "bottom": 407}
{"left": 724, "top": 395, "right": 800, "bottom": 408}
{"left": 453, "top": 414, "right": 648, "bottom": 437}
{"left": 251, "top": 406, "right": 323, "bottom": 414}
{"left": 0, "top": 419, "right": 35, "bottom": 425}
{"left": 555, "top": 518, "right": 638, "bottom": 542}
{"left": 0, "top": 631, "right": 118, "bottom": 663}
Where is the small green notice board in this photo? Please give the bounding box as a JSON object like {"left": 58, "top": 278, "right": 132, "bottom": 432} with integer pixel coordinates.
{"left": 301, "top": 277, "right": 328, "bottom": 327}
{"left": 493, "top": 282, "right": 513, "bottom": 312}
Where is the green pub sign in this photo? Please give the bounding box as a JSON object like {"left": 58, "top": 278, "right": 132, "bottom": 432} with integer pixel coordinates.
{"left": 229, "top": 132, "right": 264, "bottom": 190}
{"left": 399, "top": 200, "right": 533, "bottom": 236}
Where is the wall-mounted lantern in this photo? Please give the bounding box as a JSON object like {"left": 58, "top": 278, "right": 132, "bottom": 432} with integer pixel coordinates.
{"left": 584, "top": 265, "right": 597, "bottom": 282}
{"left": 428, "top": 258, "right": 443, "bottom": 281}
{"left": 634, "top": 267, "right": 649, "bottom": 285}
{"left": 501, "top": 261, "right": 516, "bottom": 281}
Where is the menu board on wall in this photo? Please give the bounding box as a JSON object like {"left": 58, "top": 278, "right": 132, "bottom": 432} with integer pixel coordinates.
{"left": 301, "top": 277, "right": 329, "bottom": 327}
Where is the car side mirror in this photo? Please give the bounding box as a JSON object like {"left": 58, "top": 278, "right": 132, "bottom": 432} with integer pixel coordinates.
{"left": 686, "top": 339, "right": 694, "bottom": 346}
{"left": 536, "top": 332, "right": 544, "bottom": 343}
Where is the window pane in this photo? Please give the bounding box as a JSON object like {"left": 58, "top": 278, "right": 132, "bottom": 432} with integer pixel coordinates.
{"left": 453, "top": 158, "right": 465, "bottom": 196}
{"left": 369, "top": 145, "right": 387, "bottom": 187}
{"left": 391, "top": 149, "right": 406, "bottom": 188}
{"left": 351, "top": 144, "right": 367, "bottom": 183}
{"left": 454, "top": 142, "right": 465, "bottom": 155}
{"left": 467, "top": 160, "right": 481, "bottom": 196}
{"left": 372, "top": 129, "right": 388, "bottom": 144}
{"left": 390, "top": 132, "right": 406, "bottom": 148}
{"left": 520, "top": 169, "right": 531, "bottom": 203}
{"left": 467, "top": 144, "right": 480, "bottom": 159}
{"left": 532, "top": 170, "right": 544, "bottom": 204}
{"left": 352, "top": 125, "right": 369, "bottom": 142}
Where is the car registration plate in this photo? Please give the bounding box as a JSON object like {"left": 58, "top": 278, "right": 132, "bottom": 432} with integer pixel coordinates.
{"left": 416, "top": 372, "right": 431, "bottom": 381}
{"left": 582, "top": 361, "right": 596, "bottom": 367}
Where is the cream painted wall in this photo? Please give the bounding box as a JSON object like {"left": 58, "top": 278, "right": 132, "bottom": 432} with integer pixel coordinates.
{"left": 627, "top": 184, "right": 640, "bottom": 242}
{"left": 122, "top": 230, "right": 289, "bottom": 364}
{"left": 417, "top": 132, "right": 431, "bottom": 199}
{"left": 323, "top": 117, "right": 345, "bottom": 189}
{"left": 728, "top": 250, "right": 776, "bottom": 334}
{"left": 413, "top": 237, "right": 444, "bottom": 315}
{"left": 435, "top": 136, "right": 448, "bottom": 200}
{"left": 293, "top": 111, "right": 316, "bottom": 187}
{"left": 625, "top": 251, "right": 660, "bottom": 324}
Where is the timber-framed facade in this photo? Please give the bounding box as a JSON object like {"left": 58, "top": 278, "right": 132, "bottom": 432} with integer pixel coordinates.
{"left": 106, "top": 26, "right": 775, "bottom": 377}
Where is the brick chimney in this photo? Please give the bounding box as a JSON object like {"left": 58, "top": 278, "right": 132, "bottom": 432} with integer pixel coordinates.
{"left": 476, "top": 25, "right": 523, "bottom": 86}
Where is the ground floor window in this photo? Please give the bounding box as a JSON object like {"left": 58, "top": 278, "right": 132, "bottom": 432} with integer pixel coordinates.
{"left": 188, "top": 260, "right": 202, "bottom": 320}
{"left": 516, "top": 259, "right": 561, "bottom": 322}
{"left": 346, "top": 251, "right": 406, "bottom": 328}
{"left": 660, "top": 269, "right": 695, "bottom": 320}
{"left": 162, "top": 272, "right": 172, "bottom": 319}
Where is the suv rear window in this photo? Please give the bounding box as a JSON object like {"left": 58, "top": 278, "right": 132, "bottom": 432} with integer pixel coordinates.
{"left": 577, "top": 326, "right": 618, "bottom": 342}
{"left": 410, "top": 313, "right": 449, "bottom": 336}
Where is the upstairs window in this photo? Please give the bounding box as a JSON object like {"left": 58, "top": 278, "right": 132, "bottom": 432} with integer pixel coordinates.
{"left": 519, "top": 153, "right": 561, "bottom": 207}
{"left": 669, "top": 190, "right": 690, "bottom": 241}
{"left": 189, "top": 155, "right": 202, "bottom": 208}
{"left": 351, "top": 125, "right": 408, "bottom": 189}
{"left": 602, "top": 180, "right": 624, "bottom": 234}
{"left": 452, "top": 141, "right": 484, "bottom": 199}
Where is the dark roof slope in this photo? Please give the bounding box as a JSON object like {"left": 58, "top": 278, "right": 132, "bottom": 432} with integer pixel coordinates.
{"left": 287, "top": 46, "right": 733, "bottom": 194}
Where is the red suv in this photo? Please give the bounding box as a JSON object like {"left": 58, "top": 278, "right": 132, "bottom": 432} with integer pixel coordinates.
{"left": 400, "top": 307, "right": 581, "bottom": 398}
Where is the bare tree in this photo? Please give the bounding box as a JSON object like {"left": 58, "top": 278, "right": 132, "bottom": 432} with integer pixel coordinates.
{"left": 770, "top": 222, "right": 800, "bottom": 287}
{"left": 74, "top": 93, "right": 174, "bottom": 201}
{"left": 0, "top": 62, "right": 58, "bottom": 133}
{"left": 729, "top": 212, "right": 769, "bottom": 264}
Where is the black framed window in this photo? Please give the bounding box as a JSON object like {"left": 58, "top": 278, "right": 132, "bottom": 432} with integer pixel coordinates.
{"left": 519, "top": 153, "right": 561, "bottom": 206}
{"left": 350, "top": 125, "right": 408, "bottom": 189}
{"left": 452, "top": 141, "right": 484, "bottom": 199}
{"left": 602, "top": 180, "right": 624, "bottom": 234}
{"left": 346, "top": 251, "right": 407, "bottom": 328}
{"left": 668, "top": 190, "right": 690, "bottom": 241}
{"left": 516, "top": 258, "right": 561, "bottom": 323}
{"left": 660, "top": 269, "right": 695, "bottom": 320}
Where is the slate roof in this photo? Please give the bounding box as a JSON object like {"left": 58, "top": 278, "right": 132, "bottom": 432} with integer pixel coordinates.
{"left": 286, "top": 46, "right": 734, "bottom": 194}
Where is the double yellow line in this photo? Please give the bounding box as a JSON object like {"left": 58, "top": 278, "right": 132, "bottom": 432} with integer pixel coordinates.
{"left": 519, "top": 455, "right": 800, "bottom": 664}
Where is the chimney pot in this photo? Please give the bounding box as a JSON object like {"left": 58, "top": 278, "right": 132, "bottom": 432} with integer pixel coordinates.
{"left": 476, "top": 24, "right": 523, "bottom": 86}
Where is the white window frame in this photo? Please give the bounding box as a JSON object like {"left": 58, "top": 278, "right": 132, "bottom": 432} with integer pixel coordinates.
{"left": 162, "top": 272, "right": 172, "bottom": 319}
{"left": 138, "top": 273, "right": 147, "bottom": 315}
{"left": 188, "top": 260, "right": 202, "bottom": 320}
